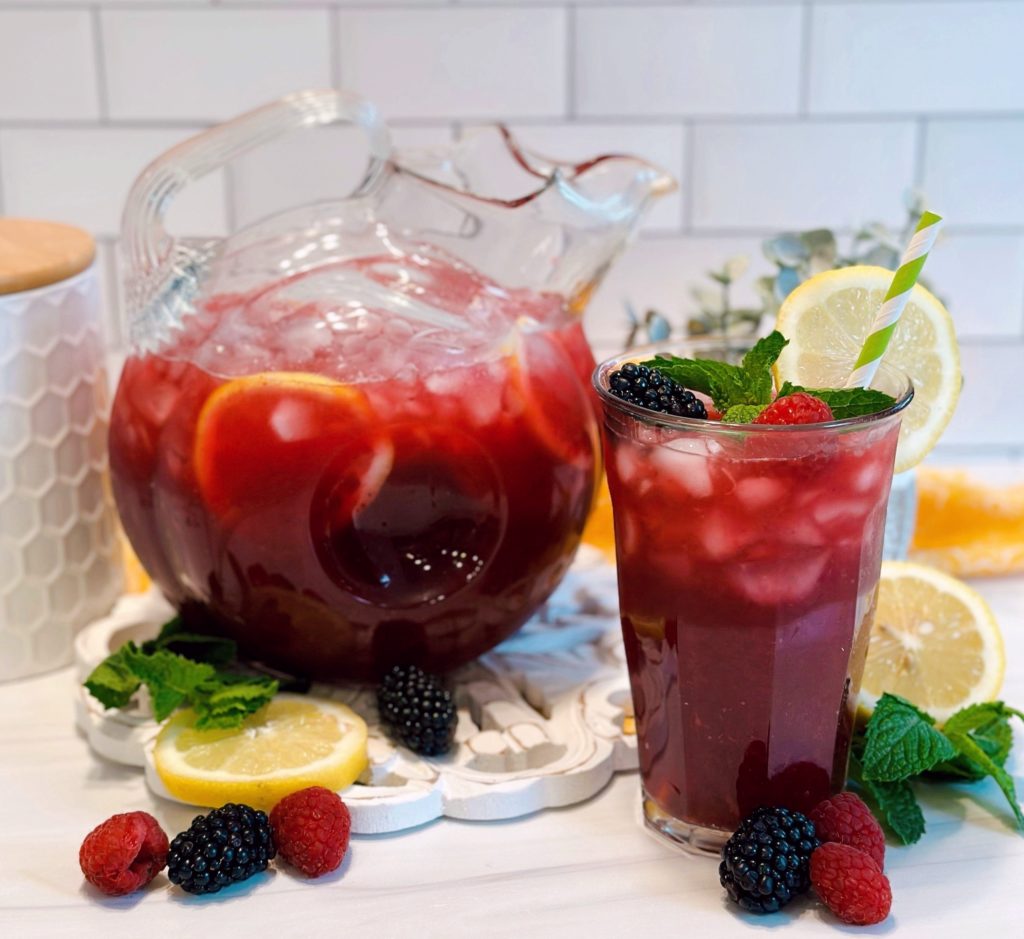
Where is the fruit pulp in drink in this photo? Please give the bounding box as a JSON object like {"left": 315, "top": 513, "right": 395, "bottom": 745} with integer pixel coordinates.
{"left": 109, "top": 248, "right": 598, "bottom": 680}
{"left": 604, "top": 418, "right": 900, "bottom": 832}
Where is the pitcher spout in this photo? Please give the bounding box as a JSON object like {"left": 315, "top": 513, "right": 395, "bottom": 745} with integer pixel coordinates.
{"left": 384, "top": 124, "right": 677, "bottom": 313}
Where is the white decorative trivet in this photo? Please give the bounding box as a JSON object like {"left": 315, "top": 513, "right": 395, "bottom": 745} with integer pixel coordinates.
{"left": 73, "top": 547, "right": 637, "bottom": 833}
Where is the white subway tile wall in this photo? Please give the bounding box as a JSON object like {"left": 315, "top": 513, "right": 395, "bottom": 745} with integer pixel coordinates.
{"left": 0, "top": 0, "right": 1020, "bottom": 456}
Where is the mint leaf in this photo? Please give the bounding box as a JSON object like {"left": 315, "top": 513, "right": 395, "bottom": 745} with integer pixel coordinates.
{"left": 642, "top": 355, "right": 758, "bottom": 410}
{"left": 142, "top": 616, "right": 237, "bottom": 667}
{"left": 741, "top": 332, "right": 789, "bottom": 403}
{"left": 723, "top": 404, "right": 765, "bottom": 424}
{"left": 943, "top": 729, "right": 1024, "bottom": 831}
{"left": 83, "top": 643, "right": 142, "bottom": 711}
{"left": 83, "top": 630, "right": 278, "bottom": 728}
{"left": 862, "top": 693, "right": 958, "bottom": 781}
{"left": 862, "top": 776, "right": 926, "bottom": 844}
{"left": 931, "top": 702, "right": 1019, "bottom": 780}
{"left": 126, "top": 648, "right": 218, "bottom": 722}
{"left": 850, "top": 752, "right": 926, "bottom": 844}
{"left": 776, "top": 382, "right": 896, "bottom": 420}
{"left": 808, "top": 388, "right": 897, "bottom": 419}
{"left": 192, "top": 674, "right": 278, "bottom": 730}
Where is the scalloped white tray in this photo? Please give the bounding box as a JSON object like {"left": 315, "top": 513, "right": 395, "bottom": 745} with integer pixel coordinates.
{"left": 73, "top": 547, "right": 637, "bottom": 833}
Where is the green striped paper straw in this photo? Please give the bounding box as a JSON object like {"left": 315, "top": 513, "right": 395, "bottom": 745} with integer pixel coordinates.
{"left": 846, "top": 210, "right": 943, "bottom": 388}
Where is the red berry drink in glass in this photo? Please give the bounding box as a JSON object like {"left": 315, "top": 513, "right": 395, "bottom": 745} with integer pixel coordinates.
{"left": 109, "top": 249, "right": 598, "bottom": 680}
{"left": 596, "top": 345, "right": 910, "bottom": 854}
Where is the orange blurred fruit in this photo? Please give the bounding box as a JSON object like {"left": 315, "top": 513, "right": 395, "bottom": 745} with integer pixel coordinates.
{"left": 911, "top": 468, "right": 1024, "bottom": 576}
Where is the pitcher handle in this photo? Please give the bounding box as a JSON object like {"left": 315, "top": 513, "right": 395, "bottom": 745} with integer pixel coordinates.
{"left": 121, "top": 90, "right": 391, "bottom": 336}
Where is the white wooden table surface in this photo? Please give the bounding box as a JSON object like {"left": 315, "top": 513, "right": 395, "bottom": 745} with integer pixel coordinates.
{"left": 2, "top": 570, "right": 1022, "bottom": 939}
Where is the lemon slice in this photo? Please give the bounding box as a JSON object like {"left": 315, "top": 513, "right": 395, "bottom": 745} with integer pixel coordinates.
{"left": 193, "top": 370, "right": 390, "bottom": 522}
{"left": 773, "top": 266, "right": 960, "bottom": 472}
{"left": 153, "top": 694, "right": 368, "bottom": 811}
{"left": 859, "top": 561, "right": 1005, "bottom": 723}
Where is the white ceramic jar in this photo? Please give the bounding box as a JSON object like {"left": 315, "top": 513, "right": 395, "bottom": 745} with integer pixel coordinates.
{"left": 0, "top": 219, "right": 123, "bottom": 681}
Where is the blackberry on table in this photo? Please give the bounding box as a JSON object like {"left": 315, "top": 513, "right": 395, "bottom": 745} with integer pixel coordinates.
{"left": 719, "top": 806, "right": 820, "bottom": 914}
{"left": 167, "top": 803, "right": 275, "bottom": 895}
{"left": 608, "top": 363, "right": 707, "bottom": 418}
{"left": 377, "top": 665, "right": 457, "bottom": 757}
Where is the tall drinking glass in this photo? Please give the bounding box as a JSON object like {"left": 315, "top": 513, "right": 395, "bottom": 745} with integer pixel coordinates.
{"left": 595, "top": 339, "right": 913, "bottom": 855}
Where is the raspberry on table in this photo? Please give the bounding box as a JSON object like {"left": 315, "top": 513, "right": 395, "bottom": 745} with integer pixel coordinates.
{"left": 270, "top": 786, "right": 351, "bottom": 878}
{"left": 811, "top": 842, "right": 892, "bottom": 926}
{"left": 753, "top": 392, "right": 834, "bottom": 426}
{"left": 166, "top": 803, "right": 275, "bottom": 895}
{"left": 810, "top": 792, "right": 885, "bottom": 870}
{"left": 377, "top": 664, "right": 458, "bottom": 756}
{"left": 719, "top": 806, "right": 820, "bottom": 914}
{"left": 608, "top": 363, "right": 708, "bottom": 419}
{"left": 79, "top": 811, "right": 169, "bottom": 897}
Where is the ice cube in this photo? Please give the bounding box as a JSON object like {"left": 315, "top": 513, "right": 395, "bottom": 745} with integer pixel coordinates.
{"left": 700, "top": 509, "right": 755, "bottom": 561}
{"left": 652, "top": 447, "right": 713, "bottom": 498}
{"left": 734, "top": 476, "right": 787, "bottom": 512}
{"left": 614, "top": 447, "right": 642, "bottom": 485}
{"left": 813, "top": 498, "right": 873, "bottom": 527}
{"left": 774, "top": 513, "right": 827, "bottom": 547}
{"left": 851, "top": 459, "right": 885, "bottom": 494}
{"left": 729, "top": 552, "right": 828, "bottom": 605}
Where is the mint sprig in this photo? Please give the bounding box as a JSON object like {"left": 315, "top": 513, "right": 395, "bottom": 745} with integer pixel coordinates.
{"left": 640, "top": 330, "right": 896, "bottom": 418}
{"left": 84, "top": 620, "right": 278, "bottom": 730}
{"left": 642, "top": 331, "right": 789, "bottom": 410}
{"left": 854, "top": 693, "right": 1024, "bottom": 843}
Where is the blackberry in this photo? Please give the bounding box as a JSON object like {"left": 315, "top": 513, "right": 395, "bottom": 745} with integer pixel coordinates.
{"left": 167, "top": 803, "right": 275, "bottom": 895}
{"left": 608, "top": 363, "right": 707, "bottom": 418}
{"left": 377, "top": 665, "right": 457, "bottom": 757}
{"left": 719, "top": 806, "right": 820, "bottom": 914}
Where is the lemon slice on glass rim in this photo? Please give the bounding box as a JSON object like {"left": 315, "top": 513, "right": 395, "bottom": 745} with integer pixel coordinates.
{"left": 773, "top": 265, "right": 961, "bottom": 473}
{"left": 858, "top": 561, "right": 1005, "bottom": 723}
{"left": 153, "top": 694, "right": 368, "bottom": 811}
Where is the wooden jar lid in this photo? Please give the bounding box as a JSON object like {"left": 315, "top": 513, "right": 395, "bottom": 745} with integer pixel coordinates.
{"left": 0, "top": 218, "right": 96, "bottom": 296}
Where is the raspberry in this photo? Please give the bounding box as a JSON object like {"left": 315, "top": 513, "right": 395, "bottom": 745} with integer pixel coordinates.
{"left": 810, "top": 792, "right": 885, "bottom": 869}
{"left": 79, "top": 811, "right": 169, "bottom": 897}
{"left": 270, "top": 786, "right": 351, "bottom": 878}
{"left": 810, "top": 843, "right": 892, "bottom": 926}
{"left": 753, "top": 392, "right": 834, "bottom": 426}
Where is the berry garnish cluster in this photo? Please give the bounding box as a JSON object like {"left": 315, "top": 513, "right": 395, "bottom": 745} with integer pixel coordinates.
{"left": 607, "top": 330, "right": 896, "bottom": 425}
{"left": 79, "top": 786, "right": 351, "bottom": 898}
{"left": 721, "top": 793, "right": 892, "bottom": 926}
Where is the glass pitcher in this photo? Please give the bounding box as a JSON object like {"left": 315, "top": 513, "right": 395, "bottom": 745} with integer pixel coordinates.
{"left": 110, "top": 90, "right": 673, "bottom": 680}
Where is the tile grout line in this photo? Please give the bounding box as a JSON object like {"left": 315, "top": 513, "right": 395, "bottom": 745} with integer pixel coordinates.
{"left": 797, "top": 0, "right": 813, "bottom": 117}
{"left": 329, "top": 5, "right": 343, "bottom": 90}
{"left": 90, "top": 4, "right": 110, "bottom": 123}
{"left": 913, "top": 117, "right": 929, "bottom": 189}
{"left": 3, "top": 113, "right": 1024, "bottom": 131}
{"left": 681, "top": 118, "right": 695, "bottom": 233}
{"left": 565, "top": 3, "right": 577, "bottom": 119}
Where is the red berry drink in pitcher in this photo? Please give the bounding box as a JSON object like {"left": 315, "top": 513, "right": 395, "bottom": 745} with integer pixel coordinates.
{"left": 109, "top": 249, "right": 598, "bottom": 680}
{"left": 596, "top": 345, "right": 910, "bottom": 854}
